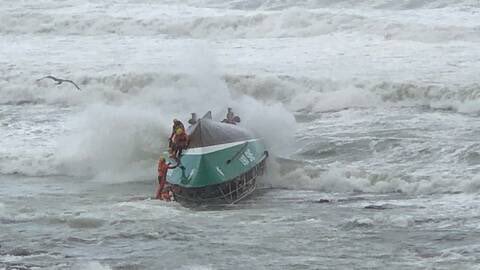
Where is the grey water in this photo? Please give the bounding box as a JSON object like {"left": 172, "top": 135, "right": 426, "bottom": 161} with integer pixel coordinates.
{"left": 2, "top": 0, "right": 480, "bottom": 269}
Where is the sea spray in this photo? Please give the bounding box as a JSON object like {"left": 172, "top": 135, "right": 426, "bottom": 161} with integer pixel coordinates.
{"left": 55, "top": 47, "right": 296, "bottom": 181}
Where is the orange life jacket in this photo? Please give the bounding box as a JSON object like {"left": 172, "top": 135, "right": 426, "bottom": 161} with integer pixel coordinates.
{"left": 173, "top": 132, "right": 188, "bottom": 146}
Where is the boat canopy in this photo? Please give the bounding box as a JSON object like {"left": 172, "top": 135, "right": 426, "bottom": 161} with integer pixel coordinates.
{"left": 187, "top": 112, "right": 254, "bottom": 148}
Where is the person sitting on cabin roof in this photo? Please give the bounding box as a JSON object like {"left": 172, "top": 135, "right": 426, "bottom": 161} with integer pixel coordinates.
{"left": 222, "top": 108, "right": 241, "bottom": 125}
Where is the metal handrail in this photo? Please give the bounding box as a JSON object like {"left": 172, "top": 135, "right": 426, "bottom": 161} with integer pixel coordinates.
{"left": 173, "top": 156, "right": 266, "bottom": 204}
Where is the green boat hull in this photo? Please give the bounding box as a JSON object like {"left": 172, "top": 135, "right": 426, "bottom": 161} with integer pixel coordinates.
{"left": 169, "top": 156, "right": 267, "bottom": 204}
{"left": 167, "top": 139, "right": 267, "bottom": 188}
{"left": 165, "top": 113, "right": 269, "bottom": 204}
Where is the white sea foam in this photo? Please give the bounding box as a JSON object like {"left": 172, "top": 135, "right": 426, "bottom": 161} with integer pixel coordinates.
{"left": 2, "top": 1, "right": 480, "bottom": 269}
{"left": 1, "top": 0, "right": 479, "bottom": 196}
{"left": 51, "top": 49, "right": 296, "bottom": 181}
{"left": 266, "top": 161, "right": 480, "bottom": 195}
{"left": 1, "top": 2, "right": 479, "bottom": 42}
{"left": 3, "top": 72, "right": 480, "bottom": 114}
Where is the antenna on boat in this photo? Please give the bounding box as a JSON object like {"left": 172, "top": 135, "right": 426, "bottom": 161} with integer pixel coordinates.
{"left": 226, "top": 142, "right": 249, "bottom": 164}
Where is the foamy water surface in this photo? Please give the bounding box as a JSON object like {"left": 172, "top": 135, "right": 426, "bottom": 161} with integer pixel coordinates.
{"left": 1, "top": 0, "right": 480, "bottom": 269}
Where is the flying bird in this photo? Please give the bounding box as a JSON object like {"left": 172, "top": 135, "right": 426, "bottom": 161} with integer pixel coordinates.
{"left": 37, "top": 75, "right": 81, "bottom": 90}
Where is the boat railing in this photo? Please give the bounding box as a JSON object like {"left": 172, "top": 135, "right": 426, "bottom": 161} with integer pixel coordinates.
{"left": 217, "top": 155, "right": 267, "bottom": 204}
{"left": 173, "top": 157, "right": 267, "bottom": 204}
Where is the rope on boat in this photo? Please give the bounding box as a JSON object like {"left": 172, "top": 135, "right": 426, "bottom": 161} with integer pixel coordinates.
{"left": 226, "top": 141, "right": 249, "bottom": 164}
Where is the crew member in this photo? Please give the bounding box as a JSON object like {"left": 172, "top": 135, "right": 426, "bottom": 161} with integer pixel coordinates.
{"left": 155, "top": 156, "right": 175, "bottom": 200}
{"left": 171, "top": 127, "right": 189, "bottom": 159}
{"left": 226, "top": 107, "right": 234, "bottom": 123}
{"left": 222, "top": 108, "right": 240, "bottom": 124}
{"left": 169, "top": 119, "right": 185, "bottom": 149}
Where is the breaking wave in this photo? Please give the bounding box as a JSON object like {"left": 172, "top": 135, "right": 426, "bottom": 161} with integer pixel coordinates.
{"left": 49, "top": 54, "right": 297, "bottom": 181}
{"left": 267, "top": 162, "right": 480, "bottom": 195}
{"left": 1, "top": 4, "right": 479, "bottom": 42}
{"left": 188, "top": 0, "right": 480, "bottom": 10}
{"left": 2, "top": 67, "right": 480, "bottom": 188}
{"left": 2, "top": 0, "right": 480, "bottom": 196}
{"left": 4, "top": 72, "right": 480, "bottom": 114}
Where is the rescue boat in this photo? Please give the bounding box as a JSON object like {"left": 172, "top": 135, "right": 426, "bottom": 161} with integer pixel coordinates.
{"left": 166, "top": 112, "right": 268, "bottom": 204}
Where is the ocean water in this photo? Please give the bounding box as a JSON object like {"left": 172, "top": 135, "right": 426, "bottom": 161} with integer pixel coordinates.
{"left": 1, "top": 0, "right": 480, "bottom": 269}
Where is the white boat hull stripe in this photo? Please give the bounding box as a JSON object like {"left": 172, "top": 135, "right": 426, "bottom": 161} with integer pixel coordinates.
{"left": 184, "top": 139, "right": 259, "bottom": 155}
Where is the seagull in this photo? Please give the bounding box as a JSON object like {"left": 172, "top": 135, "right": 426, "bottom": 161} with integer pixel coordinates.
{"left": 37, "top": 75, "right": 81, "bottom": 90}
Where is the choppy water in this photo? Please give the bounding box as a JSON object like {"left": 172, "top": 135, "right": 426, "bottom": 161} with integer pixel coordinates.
{"left": 1, "top": 0, "right": 480, "bottom": 269}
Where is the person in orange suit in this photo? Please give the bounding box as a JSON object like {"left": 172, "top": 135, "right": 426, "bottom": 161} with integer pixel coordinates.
{"left": 171, "top": 127, "right": 189, "bottom": 159}
{"left": 155, "top": 157, "right": 175, "bottom": 200}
